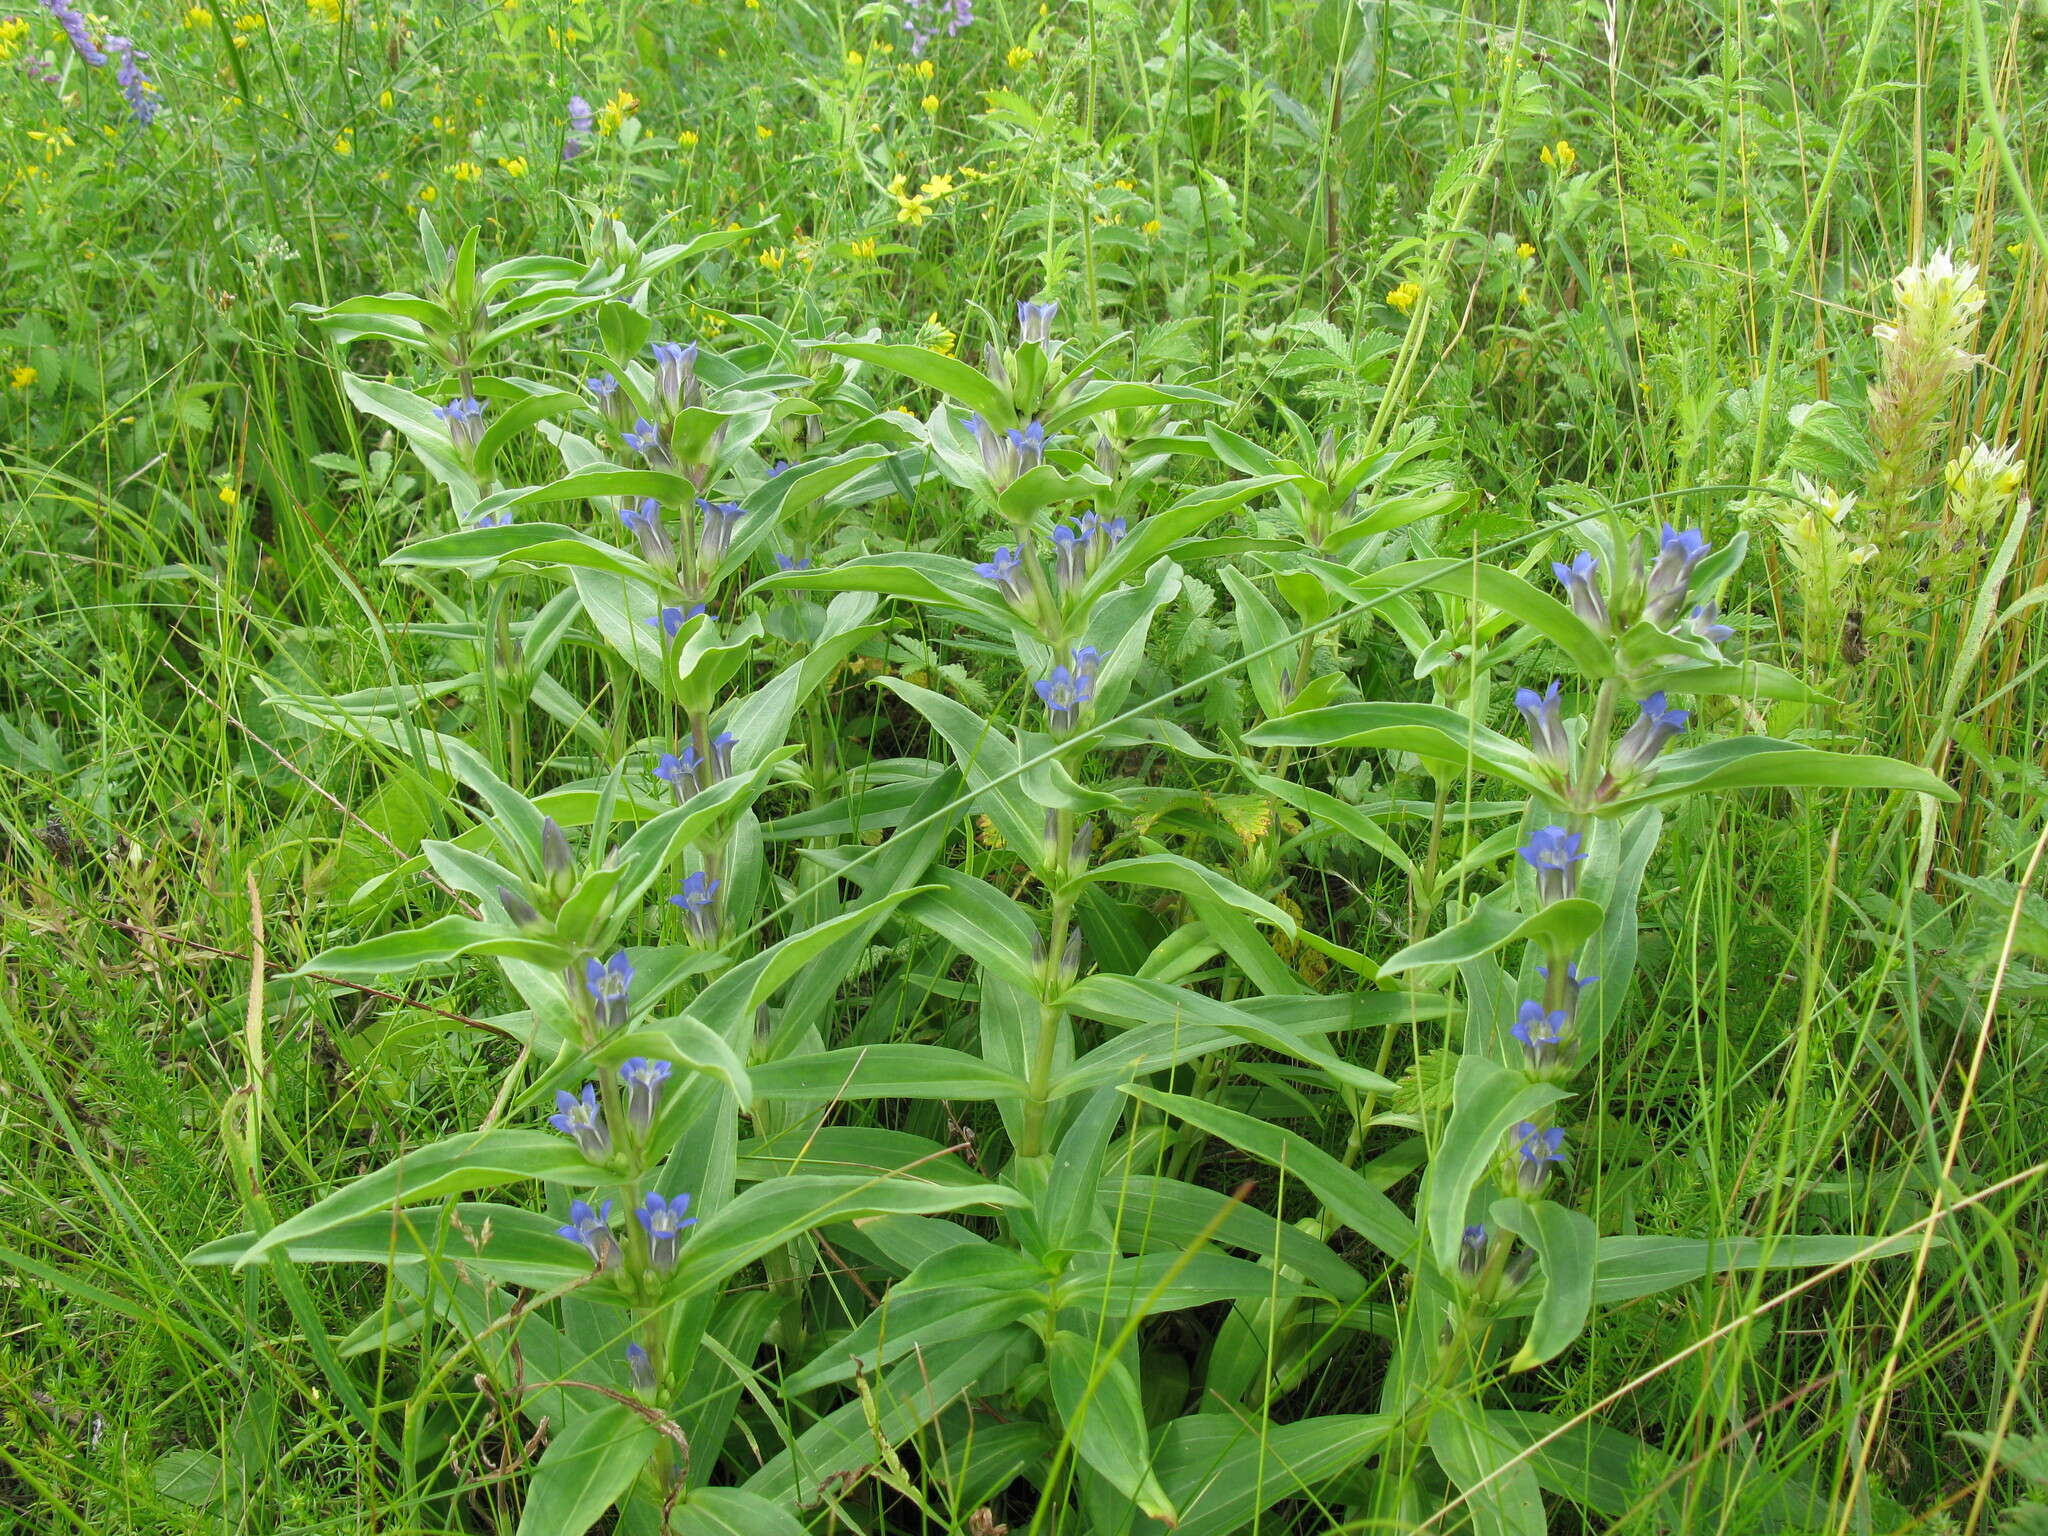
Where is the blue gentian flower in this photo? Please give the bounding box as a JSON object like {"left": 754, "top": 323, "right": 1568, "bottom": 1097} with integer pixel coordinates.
{"left": 1512, "top": 1000, "right": 1570, "bottom": 1074}
{"left": 586, "top": 372, "right": 629, "bottom": 426}
{"left": 1612, "top": 692, "right": 1689, "bottom": 777}
{"left": 1536, "top": 961, "right": 1598, "bottom": 1010}
{"left": 433, "top": 395, "right": 486, "bottom": 457}
{"left": 618, "top": 1056, "right": 673, "bottom": 1132}
{"left": 768, "top": 458, "right": 792, "bottom": 478}
{"left": 1551, "top": 550, "right": 1609, "bottom": 633}
{"left": 635, "top": 1190, "right": 696, "bottom": 1269}
{"left": 1007, "top": 420, "right": 1046, "bottom": 473}
{"left": 626, "top": 1341, "right": 656, "bottom": 1392}
{"left": 618, "top": 496, "right": 676, "bottom": 567}
{"left": 696, "top": 498, "right": 746, "bottom": 566}
{"left": 548, "top": 1083, "right": 612, "bottom": 1159}
{"left": 650, "top": 340, "right": 699, "bottom": 411}
{"left": 1035, "top": 664, "right": 1094, "bottom": 739}
{"left": 583, "top": 951, "right": 634, "bottom": 1030}
{"left": 710, "top": 732, "right": 737, "bottom": 779}
{"left": 541, "top": 817, "right": 575, "bottom": 883}
{"left": 973, "top": 544, "right": 1033, "bottom": 610}
{"left": 646, "top": 604, "right": 708, "bottom": 638}
{"left": 472, "top": 510, "right": 515, "bottom": 528}
{"left": 623, "top": 417, "right": 675, "bottom": 471}
{"left": 556, "top": 1198, "right": 619, "bottom": 1270}
{"left": 669, "top": 872, "right": 721, "bottom": 941}
{"left": 1687, "top": 602, "right": 1734, "bottom": 645}
{"left": 775, "top": 552, "right": 811, "bottom": 571}
{"left": 1644, "top": 524, "right": 1712, "bottom": 624}
{"left": 1518, "top": 825, "right": 1586, "bottom": 904}
{"left": 656, "top": 747, "right": 704, "bottom": 798}
{"left": 1051, "top": 521, "right": 1090, "bottom": 590}
{"left": 41, "top": 0, "right": 106, "bottom": 65}
{"left": 1513, "top": 679, "right": 1570, "bottom": 770}
{"left": 1511, "top": 1121, "right": 1567, "bottom": 1193}
{"left": 1017, "top": 299, "right": 1059, "bottom": 345}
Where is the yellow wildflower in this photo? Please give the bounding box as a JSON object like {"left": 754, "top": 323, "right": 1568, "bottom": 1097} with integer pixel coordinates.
{"left": 331, "top": 130, "right": 353, "bottom": 154}
{"left": 2009, "top": 242, "right": 2024, "bottom": 258}
{"left": 234, "top": 11, "right": 263, "bottom": 27}
{"left": 219, "top": 485, "right": 240, "bottom": 506}
{"left": 1141, "top": 217, "right": 1162, "bottom": 237}
{"left": 1386, "top": 280, "right": 1421, "bottom": 313}
{"left": 877, "top": 39, "right": 893, "bottom": 53}
{"left": 847, "top": 236, "right": 878, "bottom": 260}
{"left": 958, "top": 164, "right": 984, "bottom": 179}
{"left": 1114, "top": 178, "right": 1134, "bottom": 191}
{"left": 377, "top": 87, "right": 393, "bottom": 108}
{"left": 1515, "top": 240, "right": 1535, "bottom": 259}
{"left": 921, "top": 94, "right": 939, "bottom": 114}
{"left": 1539, "top": 138, "right": 1576, "bottom": 170}
{"left": 756, "top": 124, "right": 773, "bottom": 139}
{"left": 452, "top": 159, "right": 482, "bottom": 182}
{"left": 914, "top": 57, "right": 933, "bottom": 79}
{"left": 1006, "top": 45, "right": 1033, "bottom": 68}
{"left": 180, "top": 7, "right": 212, "bottom": 28}
{"left": 418, "top": 184, "right": 438, "bottom": 202}
{"left": 9, "top": 364, "right": 36, "bottom": 390}
{"left": 598, "top": 88, "right": 638, "bottom": 133}
{"left": 758, "top": 247, "right": 786, "bottom": 271}
{"left": 919, "top": 173, "right": 953, "bottom": 199}
{"left": 307, "top": 0, "right": 340, "bottom": 23}
{"left": 923, "top": 313, "right": 956, "bottom": 356}
{"left": 679, "top": 129, "right": 699, "bottom": 147}
{"left": 1667, "top": 239, "right": 1685, "bottom": 257}
{"left": 1517, "top": 286, "right": 1531, "bottom": 306}
{"left": 845, "top": 48, "right": 863, "bottom": 66}
{"left": 498, "top": 155, "right": 529, "bottom": 175}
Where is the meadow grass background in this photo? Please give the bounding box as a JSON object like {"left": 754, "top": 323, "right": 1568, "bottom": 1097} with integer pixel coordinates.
{"left": 2, "top": 0, "right": 2047, "bottom": 1527}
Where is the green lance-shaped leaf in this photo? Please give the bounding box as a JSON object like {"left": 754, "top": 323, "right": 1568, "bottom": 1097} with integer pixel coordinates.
{"left": 1040, "top": 378, "right": 1228, "bottom": 433}
{"left": 1246, "top": 702, "right": 1548, "bottom": 794}
{"left": 1122, "top": 1086, "right": 1416, "bottom": 1262}
{"left": 1143, "top": 1411, "right": 1395, "bottom": 1536}
{"left": 513, "top": 1397, "right": 660, "bottom": 1536}
{"left": 1379, "top": 893, "right": 1603, "bottom": 978}
{"left": 746, "top": 1043, "right": 1026, "bottom": 1104}
{"left": 1067, "top": 976, "right": 1397, "bottom": 1095}
{"left": 1428, "top": 1397, "right": 1547, "bottom": 1536}
{"left": 1580, "top": 1230, "right": 1933, "bottom": 1307}
{"left": 901, "top": 867, "right": 1044, "bottom": 990}
{"left": 189, "top": 1203, "right": 587, "bottom": 1291}
{"left": 1081, "top": 474, "right": 1296, "bottom": 607}
{"left": 338, "top": 373, "right": 480, "bottom": 516}
{"left": 872, "top": 675, "right": 1045, "bottom": 862}
{"left": 670, "top": 1488, "right": 812, "bottom": 1536}
{"left": 812, "top": 340, "right": 1014, "bottom": 422}
{"left": 1490, "top": 1197, "right": 1597, "bottom": 1370}
{"left": 748, "top": 549, "right": 1016, "bottom": 627}
{"left": 226, "top": 1132, "right": 605, "bottom": 1269}
{"left": 1048, "top": 1330, "right": 1179, "bottom": 1525}
{"left": 1608, "top": 736, "right": 1959, "bottom": 808}
{"left": 1423, "top": 1056, "right": 1569, "bottom": 1276}
{"left": 291, "top": 913, "right": 570, "bottom": 978}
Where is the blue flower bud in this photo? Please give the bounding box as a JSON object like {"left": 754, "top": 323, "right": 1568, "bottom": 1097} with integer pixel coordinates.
{"left": 618, "top": 497, "right": 675, "bottom": 568}
{"left": 623, "top": 417, "right": 676, "bottom": 472}
{"left": 1550, "top": 551, "right": 1609, "bottom": 633}
{"left": 695, "top": 498, "right": 746, "bottom": 567}
{"left": 586, "top": 372, "right": 633, "bottom": 430}
{"left": 433, "top": 395, "right": 486, "bottom": 457}
{"left": 1643, "top": 524, "right": 1711, "bottom": 625}
{"left": 556, "top": 1198, "right": 619, "bottom": 1270}
{"left": 1611, "top": 692, "right": 1688, "bottom": 778}
{"left": 1017, "top": 299, "right": 1059, "bottom": 345}
{"left": 649, "top": 340, "right": 700, "bottom": 412}
{"left": 626, "top": 1341, "right": 656, "bottom": 1392}
{"left": 1511, "top": 1000, "right": 1571, "bottom": 1075}
{"left": 1513, "top": 678, "right": 1570, "bottom": 770}
{"left": 646, "top": 604, "right": 708, "bottom": 639}
{"left": 1034, "top": 664, "right": 1094, "bottom": 739}
{"left": 583, "top": 951, "right": 635, "bottom": 1030}
{"left": 973, "top": 544, "right": 1034, "bottom": 612}
{"left": 618, "top": 1056, "right": 673, "bottom": 1132}
{"left": 634, "top": 1190, "right": 695, "bottom": 1269}
{"left": 669, "top": 872, "right": 721, "bottom": 942}
{"left": 1510, "top": 1121, "right": 1566, "bottom": 1194}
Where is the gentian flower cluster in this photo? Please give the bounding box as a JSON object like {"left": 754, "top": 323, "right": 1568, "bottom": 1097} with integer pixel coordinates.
{"left": 656, "top": 733, "right": 736, "bottom": 800}
{"left": 584, "top": 951, "right": 635, "bottom": 1030}
{"left": 1051, "top": 511, "right": 1127, "bottom": 592}
{"left": 965, "top": 414, "right": 1045, "bottom": 490}
{"left": 670, "top": 870, "right": 721, "bottom": 942}
{"left": 434, "top": 395, "right": 486, "bottom": 457}
{"left": 1035, "top": 646, "right": 1098, "bottom": 738}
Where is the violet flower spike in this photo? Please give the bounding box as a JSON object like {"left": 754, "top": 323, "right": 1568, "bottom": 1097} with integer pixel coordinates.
{"left": 107, "top": 35, "right": 156, "bottom": 126}
{"left": 548, "top": 1083, "right": 612, "bottom": 1159}
{"left": 1517, "top": 825, "right": 1586, "bottom": 904}
{"left": 41, "top": 0, "right": 107, "bottom": 66}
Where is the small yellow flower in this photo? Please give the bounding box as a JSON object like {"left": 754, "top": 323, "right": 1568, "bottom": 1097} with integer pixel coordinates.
{"left": 845, "top": 48, "right": 862, "bottom": 66}
{"left": 877, "top": 39, "right": 893, "bottom": 53}
{"left": 1539, "top": 138, "right": 1576, "bottom": 170}
{"left": 679, "top": 129, "right": 699, "bottom": 147}
{"left": 758, "top": 246, "right": 786, "bottom": 271}
{"left": 2009, "top": 242, "right": 2025, "bottom": 258}
{"left": 922, "top": 313, "right": 956, "bottom": 356}
{"left": 307, "top": 0, "right": 340, "bottom": 23}
{"left": 1141, "top": 217, "right": 1162, "bottom": 237}
{"left": 181, "top": 6, "right": 213, "bottom": 27}
{"left": 921, "top": 93, "right": 939, "bottom": 114}
{"left": 377, "top": 87, "right": 393, "bottom": 108}
{"left": 498, "top": 155, "right": 529, "bottom": 176}
{"left": 914, "top": 57, "right": 933, "bottom": 80}
{"left": 847, "top": 236, "right": 878, "bottom": 260}
{"left": 1386, "top": 280, "right": 1421, "bottom": 313}
{"left": 219, "top": 485, "right": 240, "bottom": 506}
{"left": 756, "top": 124, "right": 773, "bottom": 139}
{"left": 958, "top": 164, "right": 984, "bottom": 180}
{"left": 598, "top": 88, "right": 638, "bottom": 133}
{"left": 1515, "top": 241, "right": 1535, "bottom": 259}
{"left": 452, "top": 159, "right": 482, "bottom": 182}
{"left": 1006, "top": 44, "right": 1034, "bottom": 69}
{"left": 331, "top": 130, "right": 353, "bottom": 154}
{"left": 1113, "top": 178, "right": 1134, "bottom": 191}
{"left": 9, "top": 364, "right": 36, "bottom": 390}
{"left": 1667, "top": 239, "right": 1685, "bottom": 257}
{"left": 919, "top": 173, "right": 953, "bottom": 199}
{"left": 234, "top": 11, "right": 263, "bottom": 28}
{"left": 418, "top": 184, "right": 438, "bottom": 202}
{"left": 1517, "top": 286, "right": 1531, "bottom": 306}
